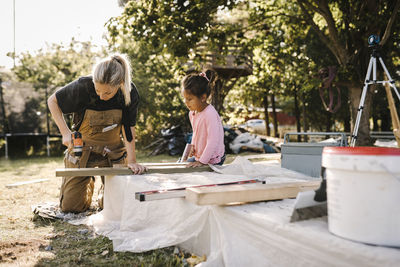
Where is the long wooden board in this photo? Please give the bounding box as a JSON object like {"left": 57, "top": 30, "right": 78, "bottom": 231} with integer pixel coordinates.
{"left": 135, "top": 179, "right": 264, "bottom": 202}
{"left": 6, "top": 178, "right": 50, "bottom": 188}
{"left": 384, "top": 78, "right": 400, "bottom": 147}
{"left": 139, "top": 162, "right": 188, "bottom": 166}
{"left": 185, "top": 180, "right": 321, "bottom": 206}
{"left": 56, "top": 164, "right": 212, "bottom": 177}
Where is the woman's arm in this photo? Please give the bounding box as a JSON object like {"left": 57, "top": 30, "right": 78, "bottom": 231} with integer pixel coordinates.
{"left": 122, "top": 126, "right": 147, "bottom": 174}
{"left": 47, "top": 93, "right": 72, "bottom": 147}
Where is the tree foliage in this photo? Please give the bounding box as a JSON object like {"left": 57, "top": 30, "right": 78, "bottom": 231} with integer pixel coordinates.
{"left": 14, "top": 39, "right": 101, "bottom": 90}
{"left": 105, "top": 0, "right": 251, "bottom": 143}
{"left": 230, "top": 0, "right": 400, "bottom": 143}
{"left": 107, "top": 0, "right": 238, "bottom": 58}
{"left": 12, "top": 39, "right": 103, "bottom": 134}
{"left": 296, "top": 0, "right": 400, "bottom": 144}
{"left": 110, "top": 37, "right": 189, "bottom": 145}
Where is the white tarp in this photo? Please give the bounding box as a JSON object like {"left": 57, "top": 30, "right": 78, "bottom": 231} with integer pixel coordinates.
{"left": 76, "top": 157, "right": 400, "bottom": 266}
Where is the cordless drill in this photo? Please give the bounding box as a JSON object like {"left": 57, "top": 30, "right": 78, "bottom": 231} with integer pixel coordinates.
{"left": 71, "top": 131, "right": 83, "bottom": 157}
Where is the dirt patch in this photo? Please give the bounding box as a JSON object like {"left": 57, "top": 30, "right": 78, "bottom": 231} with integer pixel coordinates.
{"left": 0, "top": 239, "right": 50, "bottom": 265}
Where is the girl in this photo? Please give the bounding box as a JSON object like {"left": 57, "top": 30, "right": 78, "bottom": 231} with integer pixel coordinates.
{"left": 48, "top": 54, "right": 146, "bottom": 213}
{"left": 181, "top": 70, "right": 225, "bottom": 167}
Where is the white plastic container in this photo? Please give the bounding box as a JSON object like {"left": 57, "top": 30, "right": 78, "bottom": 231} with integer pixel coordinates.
{"left": 322, "top": 146, "right": 400, "bottom": 247}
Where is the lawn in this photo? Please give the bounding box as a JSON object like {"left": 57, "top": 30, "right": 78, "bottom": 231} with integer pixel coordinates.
{"left": 0, "top": 152, "right": 191, "bottom": 267}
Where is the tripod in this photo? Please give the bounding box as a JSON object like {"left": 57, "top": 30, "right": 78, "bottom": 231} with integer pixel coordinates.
{"left": 351, "top": 46, "right": 400, "bottom": 147}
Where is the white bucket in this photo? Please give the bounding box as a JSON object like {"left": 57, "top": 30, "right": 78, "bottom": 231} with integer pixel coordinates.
{"left": 322, "top": 146, "right": 400, "bottom": 247}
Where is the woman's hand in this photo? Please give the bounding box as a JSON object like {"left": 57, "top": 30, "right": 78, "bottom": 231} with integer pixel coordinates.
{"left": 127, "top": 162, "right": 147, "bottom": 174}
{"left": 186, "top": 161, "right": 206, "bottom": 168}
{"left": 62, "top": 131, "right": 72, "bottom": 148}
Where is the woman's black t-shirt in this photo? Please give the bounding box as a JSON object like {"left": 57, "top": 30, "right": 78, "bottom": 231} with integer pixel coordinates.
{"left": 55, "top": 76, "right": 139, "bottom": 140}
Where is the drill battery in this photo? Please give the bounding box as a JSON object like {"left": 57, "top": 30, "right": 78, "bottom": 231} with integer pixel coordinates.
{"left": 72, "top": 131, "right": 83, "bottom": 157}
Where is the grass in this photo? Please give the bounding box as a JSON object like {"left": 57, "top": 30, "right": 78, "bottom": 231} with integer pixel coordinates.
{"left": 0, "top": 152, "right": 189, "bottom": 267}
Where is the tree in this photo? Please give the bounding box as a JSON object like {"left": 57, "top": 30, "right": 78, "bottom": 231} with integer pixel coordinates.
{"left": 12, "top": 39, "right": 103, "bottom": 135}
{"left": 107, "top": 0, "right": 251, "bottom": 115}
{"left": 296, "top": 0, "right": 400, "bottom": 145}
{"left": 108, "top": 0, "right": 237, "bottom": 57}
{"left": 232, "top": 0, "right": 325, "bottom": 138}
{"left": 237, "top": 0, "right": 400, "bottom": 143}
{"left": 0, "top": 73, "right": 10, "bottom": 134}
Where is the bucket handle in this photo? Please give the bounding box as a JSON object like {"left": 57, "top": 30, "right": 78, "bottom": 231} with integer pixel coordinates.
{"left": 379, "top": 163, "right": 400, "bottom": 183}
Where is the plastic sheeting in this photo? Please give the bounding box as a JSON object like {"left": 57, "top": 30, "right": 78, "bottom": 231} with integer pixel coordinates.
{"left": 75, "top": 157, "right": 400, "bottom": 266}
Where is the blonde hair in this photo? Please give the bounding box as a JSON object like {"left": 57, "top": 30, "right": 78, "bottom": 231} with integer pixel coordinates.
{"left": 93, "top": 54, "right": 132, "bottom": 106}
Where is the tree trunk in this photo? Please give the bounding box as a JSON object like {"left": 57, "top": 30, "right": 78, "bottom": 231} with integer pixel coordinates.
{"left": 0, "top": 77, "right": 9, "bottom": 134}
{"left": 372, "top": 116, "right": 379, "bottom": 131}
{"left": 211, "top": 78, "right": 224, "bottom": 113}
{"left": 326, "top": 112, "right": 332, "bottom": 132}
{"left": 344, "top": 110, "right": 351, "bottom": 133}
{"left": 211, "top": 77, "right": 238, "bottom": 114}
{"left": 294, "top": 86, "right": 301, "bottom": 141}
{"left": 349, "top": 85, "right": 372, "bottom": 146}
{"left": 271, "top": 94, "right": 278, "bottom": 137}
{"left": 301, "top": 92, "right": 309, "bottom": 142}
{"left": 45, "top": 87, "right": 50, "bottom": 136}
{"left": 380, "top": 107, "right": 391, "bottom": 131}
{"left": 263, "top": 94, "right": 271, "bottom": 136}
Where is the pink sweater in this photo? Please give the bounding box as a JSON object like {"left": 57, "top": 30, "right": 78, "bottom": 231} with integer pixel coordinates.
{"left": 189, "top": 105, "right": 225, "bottom": 164}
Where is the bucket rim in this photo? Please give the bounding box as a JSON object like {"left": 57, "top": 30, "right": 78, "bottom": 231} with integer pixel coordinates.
{"left": 323, "top": 146, "right": 400, "bottom": 156}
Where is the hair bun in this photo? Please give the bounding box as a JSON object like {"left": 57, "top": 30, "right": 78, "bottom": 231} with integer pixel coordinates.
{"left": 112, "top": 56, "right": 122, "bottom": 65}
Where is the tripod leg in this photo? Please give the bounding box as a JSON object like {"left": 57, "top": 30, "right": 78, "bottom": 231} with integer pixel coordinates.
{"left": 351, "top": 84, "right": 370, "bottom": 146}
{"left": 350, "top": 57, "right": 374, "bottom": 147}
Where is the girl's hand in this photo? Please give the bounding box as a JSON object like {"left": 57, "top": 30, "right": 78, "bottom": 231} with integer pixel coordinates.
{"left": 188, "top": 147, "right": 194, "bottom": 157}
{"left": 186, "top": 161, "right": 206, "bottom": 168}
{"left": 128, "top": 162, "right": 147, "bottom": 175}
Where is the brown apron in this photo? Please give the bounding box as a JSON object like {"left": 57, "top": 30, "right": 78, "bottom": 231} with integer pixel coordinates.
{"left": 60, "top": 109, "right": 127, "bottom": 213}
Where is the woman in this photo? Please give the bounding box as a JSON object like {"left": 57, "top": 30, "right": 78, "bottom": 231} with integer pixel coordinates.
{"left": 48, "top": 54, "right": 146, "bottom": 213}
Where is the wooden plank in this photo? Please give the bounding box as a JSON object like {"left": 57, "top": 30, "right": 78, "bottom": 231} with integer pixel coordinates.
{"left": 244, "top": 153, "right": 281, "bottom": 161}
{"left": 384, "top": 78, "right": 400, "bottom": 147}
{"left": 141, "top": 162, "right": 187, "bottom": 166}
{"left": 115, "top": 162, "right": 188, "bottom": 167}
{"left": 135, "top": 179, "right": 263, "bottom": 202}
{"left": 56, "top": 165, "right": 212, "bottom": 177}
{"left": 6, "top": 178, "right": 50, "bottom": 188}
{"left": 185, "top": 180, "right": 321, "bottom": 206}
{"left": 110, "top": 162, "right": 187, "bottom": 169}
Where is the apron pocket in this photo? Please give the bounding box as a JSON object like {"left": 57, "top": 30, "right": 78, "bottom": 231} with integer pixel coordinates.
{"left": 65, "top": 146, "right": 91, "bottom": 168}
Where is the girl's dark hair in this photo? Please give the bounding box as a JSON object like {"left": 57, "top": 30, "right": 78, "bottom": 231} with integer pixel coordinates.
{"left": 182, "top": 69, "right": 218, "bottom": 98}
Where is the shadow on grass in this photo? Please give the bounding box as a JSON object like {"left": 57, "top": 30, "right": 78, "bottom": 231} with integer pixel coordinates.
{"left": 32, "top": 215, "right": 185, "bottom": 266}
